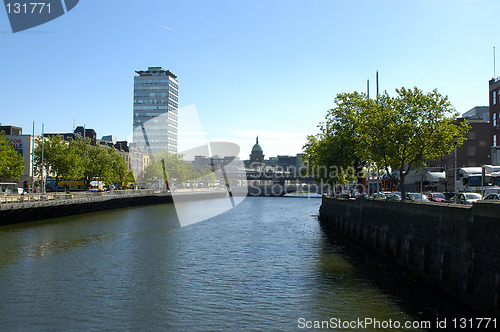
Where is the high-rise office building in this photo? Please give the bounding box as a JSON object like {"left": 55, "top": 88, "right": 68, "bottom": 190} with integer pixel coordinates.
{"left": 133, "top": 66, "right": 179, "bottom": 155}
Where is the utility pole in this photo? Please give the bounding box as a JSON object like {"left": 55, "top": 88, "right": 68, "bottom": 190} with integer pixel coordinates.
{"left": 453, "top": 135, "right": 458, "bottom": 198}
{"left": 31, "top": 121, "right": 35, "bottom": 193}
{"left": 41, "top": 123, "right": 45, "bottom": 194}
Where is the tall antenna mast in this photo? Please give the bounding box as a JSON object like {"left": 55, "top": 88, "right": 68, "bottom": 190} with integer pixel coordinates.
{"left": 376, "top": 70, "right": 379, "bottom": 97}
{"left": 367, "top": 79, "right": 370, "bottom": 99}
{"left": 494, "top": 46, "right": 496, "bottom": 79}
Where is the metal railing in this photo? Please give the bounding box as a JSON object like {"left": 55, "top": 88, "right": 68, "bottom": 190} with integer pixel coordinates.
{"left": 0, "top": 189, "right": 168, "bottom": 211}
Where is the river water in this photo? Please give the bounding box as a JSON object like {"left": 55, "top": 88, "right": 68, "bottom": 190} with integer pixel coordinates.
{"left": 0, "top": 196, "right": 475, "bottom": 330}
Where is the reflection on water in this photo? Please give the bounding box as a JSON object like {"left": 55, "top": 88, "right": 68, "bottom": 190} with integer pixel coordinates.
{"left": 0, "top": 197, "right": 467, "bottom": 330}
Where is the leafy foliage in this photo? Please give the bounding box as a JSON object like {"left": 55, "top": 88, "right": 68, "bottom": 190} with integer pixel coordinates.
{"left": 35, "top": 136, "right": 135, "bottom": 189}
{"left": 34, "top": 135, "right": 82, "bottom": 189}
{"left": 144, "top": 151, "right": 195, "bottom": 186}
{"left": 303, "top": 87, "right": 469, "bottom": 199}
{"left": 364, "top": 88, "right": 469, "bottom": 198}
{"left": 0, "top": 131, "right": 24, "bottom": 181}
{"left": 302, "top": 92, "right": 369, "bottom": 188}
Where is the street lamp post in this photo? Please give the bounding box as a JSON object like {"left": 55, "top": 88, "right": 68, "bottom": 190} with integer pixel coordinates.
{"left": 453, "top": 135, "right": 458, "bottom": 199}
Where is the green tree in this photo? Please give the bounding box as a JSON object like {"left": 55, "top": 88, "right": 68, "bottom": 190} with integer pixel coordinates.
{"left": 71, "top": 137, "right": 112, "bottom": 186}
{"left": 125, "top": 170, "right": 136, "bottom": 184}
{"left": 34, "top": 135, "right": 82, "bottom": 191}
{"left": 144, "top": 151, "right": 194, "bottom": 188}
{"left": 364, "top": 87, "right": 469, "bottom": 199}
{"left": 302, "top": 92, "right": 370, "bottom": 192}
{"left": 105, "top": 147, "right": 126, "bottom": 186}
{"left": 0, "top": 131, "right": 24, "bottom": 181}
{"left": 195, "top": 168, "right": 217, "bottom": 186}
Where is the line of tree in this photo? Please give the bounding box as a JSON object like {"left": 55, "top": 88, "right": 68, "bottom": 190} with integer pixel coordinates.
{"left": 0, "top": 131, "right": 24, "bottom": 181}
{"left": 302, "top": 87, "right": 470, "bottom": 199}
{"left": 33, "top": 135, "right": 135, "bottom": 191}
{"left": 143, "top": 151, "right": 217, "bottom": 188}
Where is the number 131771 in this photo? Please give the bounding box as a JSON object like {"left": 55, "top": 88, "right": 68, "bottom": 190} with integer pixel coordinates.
{"left": 5, "top": 3, "right": 51, "bottom": 14}
{"left": 452, "top": 318, "right": 497, "bottom": 329}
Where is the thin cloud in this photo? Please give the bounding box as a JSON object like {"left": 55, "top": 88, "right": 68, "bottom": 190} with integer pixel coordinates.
{"left": 161, "top": 26, "right": 173, "bottom": 30}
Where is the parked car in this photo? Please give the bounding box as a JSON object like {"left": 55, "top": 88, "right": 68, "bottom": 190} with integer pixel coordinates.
{"left": 454, "top": 192, "right": 482, "bottom": 205}
{"left": 483, "top": 193, "right": 500, "bottom": 201}
{"left": 356, "top": 192, "right": 368, "bottom": 199}
{"left": 370, "top": 193, "right": 387, "bottom": 200}
{"left": 387, "top": 192, "right": 402, "bottom": 201}
{"left": 426, "top": 192, "right": 449, "bottom": 203}
{"left": 442, "top": 192, "right": 455, "bottom": 202}
{"left": 405, "top": 193, "right": 430, "bottom": 202}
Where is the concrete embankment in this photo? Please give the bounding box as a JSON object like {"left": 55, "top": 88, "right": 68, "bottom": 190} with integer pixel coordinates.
{"left": 0, "top": 190, "right": 229, "bottom": 226}
{"left": 319, "top": 197, "right": 500, "bottom": 317}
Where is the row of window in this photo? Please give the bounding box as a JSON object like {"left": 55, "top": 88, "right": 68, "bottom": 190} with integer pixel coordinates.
{"left": 134, "top": 131, "right": 170, "bottom": 137}
{"left": 134, "top": 85, "right": 178, "bottom": 96}
{"left": 134, "top": 99, "right": 171, "bottom": 105}
{"left": 134, "top": 92, "right": 168, "bottom": 98}
{"left": 133, "top": 95, "right": 178, "bottom": 103}
{"left": 135, "top": 78, "right": 174, "bottom": 85}
{"left": 134, "top": 92, "right": 174, "bottom": 98}
{"left": 133, "top": 116, "right": 176, "bottom": 125}
{"left": 134, "top": 105, "right": 177, "bottom": 112}
{"left": 168, "top": 113, "right": 178, "bottom": 122}
{"left": 141, "top": 125, "right": 169, "bottom": 130}
{"left": 168, "top": 99, "right": 178, "bottom": 108}
{"left": 133, "top": 121, "right": 178, "bottom": 134}
{"left": 133, "top": 138, "right": 171, "bottom": 144}
{"left": 134, "top": 112, "right": 167, "bottom": 118}
{"left": 134, "top": 119, "right": 169, "bottom": 125}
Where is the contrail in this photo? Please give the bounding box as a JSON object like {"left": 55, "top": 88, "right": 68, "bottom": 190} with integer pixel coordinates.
{"left": 161, "top": 26, "right": 173, "bottom": 30}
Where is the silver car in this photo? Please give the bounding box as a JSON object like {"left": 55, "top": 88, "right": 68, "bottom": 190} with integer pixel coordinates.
{"left": 454, "top": 192, "right": 482, "bottom": 205}
{"left": 483, "top": 193, "right": 500, "bottom": 201}
{"left": 405, "top": 193, "right": 430, "bottom": 202}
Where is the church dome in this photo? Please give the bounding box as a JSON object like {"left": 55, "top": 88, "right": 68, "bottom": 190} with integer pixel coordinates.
{"left": 251, "top": 136, "right": 263, "bottom": 152}
{"left": 252, "top": 143, "right": 263, "bottom": 152}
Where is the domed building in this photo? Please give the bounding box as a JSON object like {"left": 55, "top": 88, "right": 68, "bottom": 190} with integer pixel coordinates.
{"left": 249, "top": 136, "right": 265, "bottom": 167}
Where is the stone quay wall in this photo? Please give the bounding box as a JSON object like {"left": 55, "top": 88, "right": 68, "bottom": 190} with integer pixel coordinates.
{"left": 0, "top": 190, "right": 229, "bottom": 226}
{"left": 319, "top": 197, "right": 500, "bottom": 316}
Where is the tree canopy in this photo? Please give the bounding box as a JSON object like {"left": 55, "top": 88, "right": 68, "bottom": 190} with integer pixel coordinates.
{"left": 365, "top": 88, "right": 469, "bottom": 198}
{"left": 303, "top": 92, "right": 370, "bottom": 189}
{"left": 144, "top": 151, "right": 195, "bottom": 187}
{"left": 0, "top": 131, "right": 24, "bottom": 181}
{"left": 303, "top": 87, "right": 469, "bottom": 199}
{"left": 34, "top": 136, "right": 134, "bottom": 189}
{"left": 34, "top": 135, "right": 82, "bottom": 189}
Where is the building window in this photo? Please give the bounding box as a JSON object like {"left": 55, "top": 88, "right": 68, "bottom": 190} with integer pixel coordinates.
{"left": 494, "top": 91, "right": 497, "bottom": 105}
{"left": 468, "top": 145, "right": 476, "bottom": 157}
{"left": 468, "top": 131, "right": 475, "bottom": 140}
{"left": 494, "top": 113, "right": 497, "bottom": 127}
{"left": 494, "top": 135, "right": 497, "bottom": 147}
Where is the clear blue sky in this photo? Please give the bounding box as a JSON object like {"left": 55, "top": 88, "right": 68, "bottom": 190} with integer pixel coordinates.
{"left": 1, "top": 0, "right": 498, "bottom": 158}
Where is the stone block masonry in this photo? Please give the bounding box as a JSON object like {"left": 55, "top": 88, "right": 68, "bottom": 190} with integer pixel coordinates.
{"left": 319, "top": 197, "right": 500, "bottom": 317}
